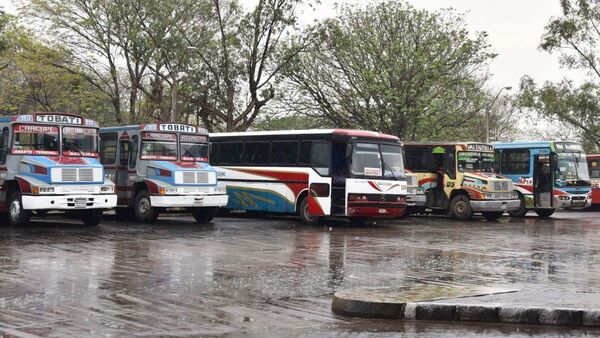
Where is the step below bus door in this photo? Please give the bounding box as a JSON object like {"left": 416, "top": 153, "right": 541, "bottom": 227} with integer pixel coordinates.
{"left": 533, "top": 154, "right": 553, "bottom": 208}
{"left": 308, "top": 176, "right": 332, "bottom": 217}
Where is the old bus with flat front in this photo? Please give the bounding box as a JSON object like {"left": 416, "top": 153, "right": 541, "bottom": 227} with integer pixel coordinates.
{"left": 0, "top": 113, "right": 116, "bottom": 226}
{"left": 210, "top": 129, "right": 408, "bottom": 225}
{"left": 494, "top": 141, "right": 591, "bottom": 217}
{"left": 404, "top": 142, "right": 520, "bottom": 221}
{"left": 99, "top": 123, "right": 228, "bottom": 224}
{"left": 587, "top": 154, "right": 600, "bottom": 206}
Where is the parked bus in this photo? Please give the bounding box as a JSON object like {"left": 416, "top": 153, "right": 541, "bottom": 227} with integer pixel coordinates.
{"left": 404, "top": 169, "right": 426, "bottom": 216}
{"left": 494, "top": 141, "right": 591, "bottom": 217}
{"left": 403, "top": 142, "right": 520, "bottom": 221}
{"left": 586, "top": 154, "right": 600, "bottom": 206}
{"left": 0, "top": 112, "right": 117, "bottom": 226}
{"left": 209, "top": 129, "right": 408, "bottom": 225}
{"left": 99, "top": 123, "right": 228, "bottom": 224}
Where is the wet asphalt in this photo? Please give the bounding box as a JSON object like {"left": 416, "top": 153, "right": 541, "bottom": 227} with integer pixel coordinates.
{"left": 1, "top": 211, "right": 600, "bottom": 337}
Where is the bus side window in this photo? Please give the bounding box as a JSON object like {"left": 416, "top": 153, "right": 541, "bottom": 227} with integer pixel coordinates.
{"left": 99, "top": 132, "right": 118, "bottom": 164}
{"left": 272, "top": 141, "right": 298, "bottom": 165}
{"left": 311, "top": 141, "right": 331, "bottom": 176}
{"left": 119, "top": 140, "right": 130, "bottom": 166}
{"left": 210, "top": 142, "right": 219, "bottom": 165}
{"left": 444, "top": 146, "right": 456, "bottom": 179}
{"left": 0, "top": 127, "right": 8, "bottom": 164}
{"left": 129, "top": 135, "right": 138, "bottom": 168}
{"left": 494, "top": 150, "right": 501, "bottom": 173}
{"left": 220, "top": 142, "right": 244, "bottom": 165}
{"left": 501, "top": 149, "right": 530, "bottom": 175}
{"left": 298, "top": 141, "right": 311, "bottom": 165}
{"left": 244, "top": 142, "right": 270, "bottom": 165}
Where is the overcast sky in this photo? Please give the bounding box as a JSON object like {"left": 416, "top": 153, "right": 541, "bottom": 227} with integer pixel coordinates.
{"left": 0, "top": 0, "right": 581, "bottom": 91}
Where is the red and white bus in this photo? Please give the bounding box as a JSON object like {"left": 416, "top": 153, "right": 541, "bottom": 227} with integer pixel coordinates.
{"left": 587, "top": 154, "right": 600, "bottom": 206}
{"left": 210, "top": 129, "right": 408, "bottom": 225}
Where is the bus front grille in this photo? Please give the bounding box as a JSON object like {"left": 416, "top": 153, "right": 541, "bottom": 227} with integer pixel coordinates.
{"left": 183, "top": 172, "right": 196, "bottom": 184}
{"left": 61, "top": 168, "right": 77, "bottom": 182}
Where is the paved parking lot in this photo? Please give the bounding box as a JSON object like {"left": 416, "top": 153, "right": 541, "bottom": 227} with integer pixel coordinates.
{"left": 2, "top": 212, "right": 600, "bottom": 337}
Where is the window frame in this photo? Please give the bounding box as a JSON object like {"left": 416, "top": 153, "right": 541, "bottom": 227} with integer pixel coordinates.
{"left": 500, "top": 149, "right": 531, "bottom": 175}
{"left": 99, "top": 132, "right": 118, "bottom": 165}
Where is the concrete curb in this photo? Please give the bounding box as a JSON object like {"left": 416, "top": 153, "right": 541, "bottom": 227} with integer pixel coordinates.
{"left": 332, "top": 289, "right": 600, "bottom": 327}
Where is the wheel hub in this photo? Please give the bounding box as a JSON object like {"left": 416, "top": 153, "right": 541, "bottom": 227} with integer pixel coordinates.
{"left": 10, "top": 199, "right": 21, "bottom": 220}
{"left": 138, "top": 198, "right": 150, "bottom": 215}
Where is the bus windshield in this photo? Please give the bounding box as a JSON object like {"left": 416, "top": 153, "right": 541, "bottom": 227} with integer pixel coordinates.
{"left": 557, "top": 152, "right": 590, "bottom": 183}
{"left": 350, "top": 142, "right": 404, "bottom": 179}
{"left": 458, "top": 151, "right": 494, "bottom": 173}
{"left": 62, "top": 127, "right": 98, "bottom": 157}
{"left": 12, "top": 124, "right": 59, "bottom": 156}
{"left": 140, "top": 132, "right": 177, "bottom": 160}
{"left": 180, "top": 134, "right": 209, "bottom": 162}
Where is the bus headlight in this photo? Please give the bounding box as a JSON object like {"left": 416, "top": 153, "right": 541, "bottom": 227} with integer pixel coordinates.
{"left": 100, "top": 185, "right": 114, "bottom": 193}
{"left": 512, "top": 191, "right": 519, "bottom": 199}
{"left": 39, "top": 186, "right": 55, "bottom": 194}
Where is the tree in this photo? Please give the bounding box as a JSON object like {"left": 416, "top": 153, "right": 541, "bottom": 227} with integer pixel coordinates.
{"left": 278, "top": 1, "right": 495, "bottom": 140}
{"left": 519, "top": 0, "right": 600, "bottom": 151}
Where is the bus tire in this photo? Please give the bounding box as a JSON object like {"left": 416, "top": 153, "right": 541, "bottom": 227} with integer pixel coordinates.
{"left": 81, "top": 209, "right": 103, "bottom": 226}
{"left": 134, "top": 190, "right": 157, "bottom": 223}
{"left": 450, "top": 194, "right": 473, "bottom": 221}
{"left": 8, "top": 191, "right": 31, "bottom": 226}
{"left": 535, "top": 209, "right": 555, "bottom": 218}
{"left": 192, "top": 207, "right": 216, "bottom": 224}
{"left": 508, "top": 194, "right": 528, "bottom": 217}
{"left": 299, "top": 197, "right": 319, "bottom": 225}
{"left": 482, "top": 211, "right": 503, "bottom": 221}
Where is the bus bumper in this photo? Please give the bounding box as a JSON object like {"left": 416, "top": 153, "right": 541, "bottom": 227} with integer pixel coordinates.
{"left": 471, "top": 199, "right": 520, "bottom": 212}
{"left": 406, "top": 193, "right": 426, "bottom": 206}
{"left": 347, "top": 202, "right": 407, "bottom": 218}
{"left": 22, "top": 194, "right": 117, "bottom": 210}
{"left": 150, "top": 194, "right": 228, "bottom": 208}
{"left": 556, "top": 194, "right": 592, "bottom": 209}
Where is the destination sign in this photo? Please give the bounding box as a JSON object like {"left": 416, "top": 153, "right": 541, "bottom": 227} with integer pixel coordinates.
{"left": 158, "top": 124, "right": 196, "bottom": 133}
{"left": 36, "top": 114, "right": 82, "bottom": 125}
{"left": 466, "top": 143, "right": 493, "bottom": 152}
{"left": 180, "top": 134, "right": 208, "bottom": 143}
{"left": 14, "top": 124, "right": 58, "bottom": 134}
{"left": 555, "top": 142, "right": 583, "bottom": 153}
{"left": 142, "top": 132, "right": 177, "bottom": 141}
{"left": 63, "top": 127, "right": 97, "bottom": 135}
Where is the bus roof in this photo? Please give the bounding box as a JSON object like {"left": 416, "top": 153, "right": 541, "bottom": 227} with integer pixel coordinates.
{"left": 210, "top": 129, "right": 399, "bottom": 141}
{"left": 587, "top": 154, "right": 600, "bottom": 160}
{"left": 492, "top": 141, "right": 580, "bottom": 149}
{"left": 0, "top": 112, "right": 99, "bottom": 127}
{"left": 101, "top": 123, "right": 208, "bottom": 135}
{"left": 403, "top": 141, "right": 487, "bottom": 147}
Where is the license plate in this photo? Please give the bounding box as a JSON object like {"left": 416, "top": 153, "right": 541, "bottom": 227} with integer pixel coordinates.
{"left": 501, "top": 203, "right": 507, "bottom": 210}
{"left": 379, "top": 208, "right": 387, "bottom": 214}
{"left": 572, "top": 201, "right": 585, "bottom": 207}
{"left": 74, "top": 198, "right": 87, "bottom": 208}
{"left": 193, "top": 199, "right": 204, "bottom": 205}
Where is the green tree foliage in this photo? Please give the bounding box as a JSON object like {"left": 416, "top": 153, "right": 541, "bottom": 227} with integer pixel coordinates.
{"left": 520, "top": 0, "right": 600, "bottom": 151}
{"left": 279, "top": 1, "right": 495, "bottom": 141}
{"left": 0, "top": 17, "right": 112, "bottom": 123}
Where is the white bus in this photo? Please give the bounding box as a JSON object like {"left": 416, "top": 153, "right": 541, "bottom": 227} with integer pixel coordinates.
{"left": 100, "top": 123, "right": 228, "bottom": 224}
{"left": 210, "top": 129, "right": 408, "bottom": 225}
{"left": 0, "top": 113, "right": 117, "bottom": 226}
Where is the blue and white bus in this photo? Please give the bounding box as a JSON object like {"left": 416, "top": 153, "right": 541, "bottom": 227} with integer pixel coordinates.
{"left": 99, "top": 123, "right": 228, "bottom": 223}
{"left": 493, "top": 141, "right": 591, "bottom": 217}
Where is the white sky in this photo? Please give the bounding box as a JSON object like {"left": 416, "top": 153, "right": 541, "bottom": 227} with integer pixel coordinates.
{"left": 0, "top": 0, "right": 581, "bottom": 90}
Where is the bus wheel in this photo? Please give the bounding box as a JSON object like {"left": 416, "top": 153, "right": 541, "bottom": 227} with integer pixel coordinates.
{"left": 8, "top": 191, "right": 31, "bottom": 226}
{"left": 134, "top": 190, "right": 157, "bottom": 223}
{"left": 508, "top": 194, "right": 528, "bottom": 217}
{"left": 192, "top": 207, "right": 216, "bottom": 224}
{"left": 450, "top": 194, "right": 473, "bottom": 221}
{"left": 299, "top": 197, "right": 319, "bottom": 225}
{"left": 482, "top": 211, "right": 503, "bottom": 221}
{"left": 535, "top": 209, "right": 555, "bottom": 218}
{"left": 81, "top": 209, "right": 103, "bottom": 226}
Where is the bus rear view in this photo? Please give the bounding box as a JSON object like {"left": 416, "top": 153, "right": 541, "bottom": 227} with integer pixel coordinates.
{"left": 210, "top": 129, "right": 408, "bottom": 225}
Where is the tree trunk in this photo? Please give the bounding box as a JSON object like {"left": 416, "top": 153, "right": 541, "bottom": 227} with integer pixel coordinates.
{"left": 170, "top": 75, "right": 178, "bottom": 122}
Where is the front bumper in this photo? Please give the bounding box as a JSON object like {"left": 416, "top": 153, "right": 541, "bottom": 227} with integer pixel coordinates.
{"left": 556, "top": 195, "right": 592, "bottom": 209}
{"left": 22, "top": 194, "right": 117, "bottom": 210}
{"left": 471, "top": 199, "right": 521, "bottom": 212}
{"left": 150, "top": 194, "right": 228, "bottom": 208}
{"left": 406, "top": 193, "right": 426, "bottom": 206}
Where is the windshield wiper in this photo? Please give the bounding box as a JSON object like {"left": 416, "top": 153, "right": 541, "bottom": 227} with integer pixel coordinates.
{"left": 381, "top": 159, "right": 398, "bottom": 181}
{"left": 65, "top": 142, "right": 84, "bottom": 156}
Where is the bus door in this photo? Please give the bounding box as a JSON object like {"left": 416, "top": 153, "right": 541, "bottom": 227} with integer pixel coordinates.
{"left": 308, "top": 141, "right": 332, "bottom": 217}
{"left": 533, "top": 154, "right": 553, "bottom": 208}
{"left": 116, "top": 133, "right": 134, "bottom": 206}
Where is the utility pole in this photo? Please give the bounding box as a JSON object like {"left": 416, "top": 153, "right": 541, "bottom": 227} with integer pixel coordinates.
{"left": 486, "top": 86, "right": 512, "bottom": 143}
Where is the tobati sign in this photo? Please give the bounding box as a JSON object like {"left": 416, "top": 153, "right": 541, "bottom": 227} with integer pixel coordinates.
{"left": 36, "top": 114, "right": 82, "bottom": 124}
{"left": 158, "top": 124, "right": 196, "bottom": 133}
{"left": 466, "top": 143, "right": 493, "bottom": 152}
